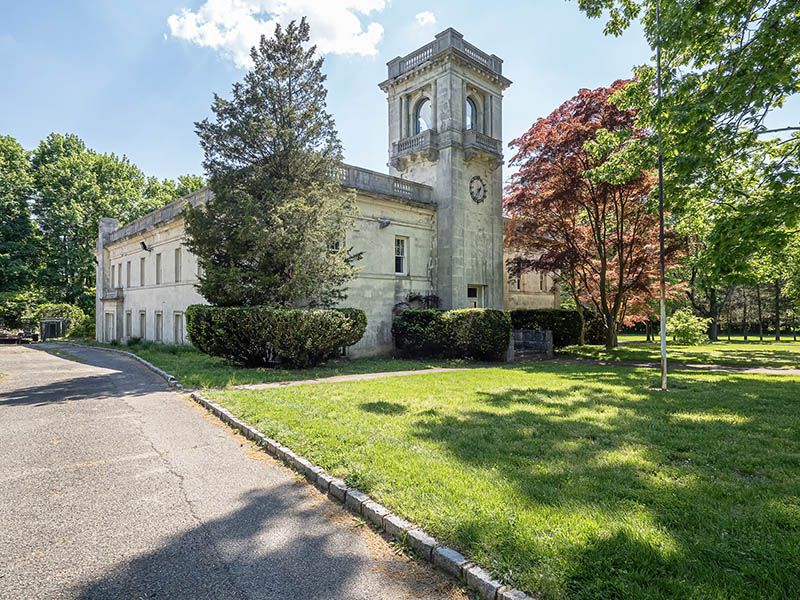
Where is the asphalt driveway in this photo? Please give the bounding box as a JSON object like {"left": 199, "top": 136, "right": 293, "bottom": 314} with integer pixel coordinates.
{"left": 0, "top": 344, "right": 461, "bottom": 600}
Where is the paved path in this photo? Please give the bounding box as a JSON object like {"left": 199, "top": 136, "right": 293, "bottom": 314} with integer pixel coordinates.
{"left": 554, "top": 357, "right": 800, "bottom": 376}
{"left": 233, "top": 368, "right": 470, "bottom": 390}
{"left": 0, "top": 344, "right": 462, "bottom": 600}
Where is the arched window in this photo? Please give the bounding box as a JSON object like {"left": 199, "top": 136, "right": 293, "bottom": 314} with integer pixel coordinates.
{"left": 414, "top": 98, "right": 432, "bottom": 135}
{"left": 465, "top": 97, "right": 477, "bottom": 131}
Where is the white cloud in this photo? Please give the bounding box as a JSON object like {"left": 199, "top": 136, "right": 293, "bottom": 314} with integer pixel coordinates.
{"left": 414, "top": 11, "right": 436, "bottom": 28}
{"left": 167, "top": 0, "right": 387, "bottom": 68}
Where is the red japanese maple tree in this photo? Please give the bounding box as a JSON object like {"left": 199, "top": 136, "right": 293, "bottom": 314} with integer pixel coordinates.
{"left": 505, "top": 80, "right": 681, "bottom": 348}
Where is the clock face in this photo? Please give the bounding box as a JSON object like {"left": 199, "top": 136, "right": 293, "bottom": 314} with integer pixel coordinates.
{"left": 469, "top": 175, "right": 487, "bottom": 203}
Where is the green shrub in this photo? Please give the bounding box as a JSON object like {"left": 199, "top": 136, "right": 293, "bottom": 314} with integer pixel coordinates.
{"left": 392, "top": 309, "right": 448, "bottom": 357}
{"left": 667, "top": 308, "right": 710, "bottom": 345}
{"left": 0, "top": 290, "right": 44, "bottom": 330}
{"left": 444, "top": 309, "right": 511, "bottom": 361}
{"left": 67, "top": 315, "right": 96, "bottom": 339}
{"left": 392, "top": 308, "right": 510, "bottom": 361}
{"left": 510, "top": 309, "right": 582, "bottom": 348}
{"left": 32, "top": 303, "right": 86, "bottom": 336}
{"left": 186, "top": 305, "right": 367, "bottom": 368}
{"left": 126, "top": 336, "right": 142, "bottom": 347}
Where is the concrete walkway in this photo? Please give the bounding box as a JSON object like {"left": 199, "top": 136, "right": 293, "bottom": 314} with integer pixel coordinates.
{"left": 554, "top": 357, "right": 800, "bottom": 376}
{"left": 0, "top": 344, "right": 463, "bottom": 600}
{"left": 233, "top": 368, "right": 470, "bottom": 390}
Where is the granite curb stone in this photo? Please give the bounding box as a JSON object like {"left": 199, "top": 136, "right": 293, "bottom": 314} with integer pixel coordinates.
{"left": 407, "top": 528, "right": 439, "bottom": 560}
{"left": 77, "top": 344, "right": 538, "bottom": 600}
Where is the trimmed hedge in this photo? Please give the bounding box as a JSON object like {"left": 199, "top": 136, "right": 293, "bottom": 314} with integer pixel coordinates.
{"left": 509, "top": 309, "right": 582, "bottom": 348}
{"left": 509, "top": 308, "right": 609, "bottom": 347}
{"left": 186, "top": 305, "right": 367, "bottom": 368}
{"left": 392, "top": 308, "right": 511, "bottom": 361}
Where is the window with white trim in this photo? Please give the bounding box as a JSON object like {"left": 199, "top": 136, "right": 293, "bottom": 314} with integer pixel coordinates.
{"left": 394, "top": 237, "right": 408, "bottom": 275}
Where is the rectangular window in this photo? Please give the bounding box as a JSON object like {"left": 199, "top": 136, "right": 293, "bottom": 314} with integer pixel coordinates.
{"left": 539, "top": 272, "right": 545, "bottom": 291}
{"left": 104, "top": 313, "right": 114, "bottom": 342}
{"left": 140, "top": 257, "right": 145, "bottom": 287}
{"left": 394, "top": 237, "right": 407, "bottom": 275}
{"left": 155, "top": 253, "right": 162, "bottom": 285}
{"left": 125, "top": 311, "right": 132, "bottom": 338}
{"left": 126, "top": 261, "right": 131, "bottom": 288}
{"left": 139, "top": 311, "right": 146, "bottom": 338}
{"left": 117, "top": 263, "right": 122, "bottom": 288}
{"left": 173, "top": 312, "right": 184, "bottom": 344}
{"left": 467, "top": 285, "right": 484, "bottom": 308}
{"left": 155, "top": 312, "right": 163, "bottom": 342}
{"left": 110, "top": 265, "right": 115, "bottom": 287}
{"left": 328, "top": 239, "right": 342, "bottom": 253}
{"left": 174, "top": 248, "right": 182, "bottom": 283}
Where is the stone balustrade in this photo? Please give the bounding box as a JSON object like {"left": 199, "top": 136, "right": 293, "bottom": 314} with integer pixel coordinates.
{"left": 387, "top": 28, "right": 503, "bottom": 80}
{"left": 339, "top": 164, "right": 434, "bottom": 205}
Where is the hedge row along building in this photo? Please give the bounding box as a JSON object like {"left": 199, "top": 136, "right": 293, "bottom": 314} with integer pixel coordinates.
{"left": 95, "top": 28, "right": 559, "bottom": 356}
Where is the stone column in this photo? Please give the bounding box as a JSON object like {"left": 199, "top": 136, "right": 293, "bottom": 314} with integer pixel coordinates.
{"left": 95, "top": 217, "right": 119, "bottom": 342}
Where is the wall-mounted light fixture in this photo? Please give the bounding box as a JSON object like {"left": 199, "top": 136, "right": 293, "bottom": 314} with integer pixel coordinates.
{"left": 140, "top": 241, "right": 152, "bottom": 252}
{"left": 378, "top": 218, "right": 391, "bottom": 229}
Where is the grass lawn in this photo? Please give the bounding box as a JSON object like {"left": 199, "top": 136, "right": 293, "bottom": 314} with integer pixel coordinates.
{"left": 65, "top": 340, "right": 472, "bottom": 388}
{"left": 562, "top": 339, "right": 800, "bottom": 369}
{"left": 206, "top": 363, "right": 800, "bottom": 599}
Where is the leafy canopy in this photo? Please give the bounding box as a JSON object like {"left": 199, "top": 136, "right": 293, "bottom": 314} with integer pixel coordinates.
{"left": 576, "top": 0, "right": 800, "bottom": 272}
{"left": 505, "top": 80, "right": 683, "bottom": 348}
{"left": 185, "top": 18, "right": 358, "bottom": 308}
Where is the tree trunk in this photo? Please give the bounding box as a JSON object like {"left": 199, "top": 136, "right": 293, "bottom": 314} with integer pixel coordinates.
{"left": 742, "top": 289, "right": 748, "bottom": 341}
{"left": 575, "top": 299, "right": 587, "bottom": 346}
{"left": 605, "top": 313, "right": 618, "bottom": 349}
{"left": 645, "top": 321, "right": 653, "bottom": 343}
{"left": 708, "top": 288, "right": 719, "bottom": 342}
{"left": 756, "top": 284, "right": 764, "bottom": 341}
{"left": 774, "top": 280, "right": 781, "bottom": 341}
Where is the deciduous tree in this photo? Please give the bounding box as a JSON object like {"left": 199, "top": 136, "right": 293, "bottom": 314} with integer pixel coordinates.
{"left": 0, "top": 135, "right": 38, "bottom": 293}
{"left": 505, "top": 81, "right": 682, "bottom": 348}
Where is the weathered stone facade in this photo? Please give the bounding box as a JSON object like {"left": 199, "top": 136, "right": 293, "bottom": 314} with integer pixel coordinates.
{"left": 95, "top": 28, "right": 559, "bottom": 356}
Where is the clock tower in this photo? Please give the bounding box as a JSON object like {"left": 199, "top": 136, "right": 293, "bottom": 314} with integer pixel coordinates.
{"left": 380, "top": 28, "right": 511, "bottom": 309}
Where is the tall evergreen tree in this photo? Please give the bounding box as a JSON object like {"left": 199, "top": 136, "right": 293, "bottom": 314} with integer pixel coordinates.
{"left": 185, "top": 18, "right": 358, "bottom": 308}
{"left": 0, "top": 135, "right": 38, "bottom": 293}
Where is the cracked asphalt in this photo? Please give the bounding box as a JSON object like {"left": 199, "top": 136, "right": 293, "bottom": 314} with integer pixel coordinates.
{"left": 0, "top": 344, "right": 463, "bottom": 600}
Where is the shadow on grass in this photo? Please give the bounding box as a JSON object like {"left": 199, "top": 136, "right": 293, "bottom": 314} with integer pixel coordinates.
{"left": 412, "top": 364, "right": 800, "bottom": 598}
{"left": 360, "top": 401, "right": 407, "bottom": 415}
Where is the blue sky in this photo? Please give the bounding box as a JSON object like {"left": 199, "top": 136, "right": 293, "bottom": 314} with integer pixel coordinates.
{"left": 0, "top": 1, "right": 654, "bottom": 180}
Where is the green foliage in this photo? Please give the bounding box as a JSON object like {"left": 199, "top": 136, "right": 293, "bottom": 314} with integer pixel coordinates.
{"left": 667, "top": 308, "right": 711, "bottom": 345}
{"left": 509, "top": 309, "right": 583, "bottom": 348}
{"left": 578, "top": 0, "right": 800, "bottom": 274}
{"left": 185, "top": 19, "right": 358, "bottom": 308}
{"left": 186, "top": 304, "right": 366, "bottom": 368}
{"left": 27, "top": 133, "right": 203, "bottom": 307}
{"left": 392, "top": 309, "right": 511, "bottom": 361}
{"left": 0, "top": 136, "right": 39, "bottom": 292}
{"left": 0, "top": 289, "right": 44, "bottom": 330}
{"left": 68, "top": 315, "right": 96, "bottom": 339}
{"left": 32, "top": 303, "right": 86, "bottom": 335}
{"left": 443, "top": 309, "right": 511, "bottom": 361}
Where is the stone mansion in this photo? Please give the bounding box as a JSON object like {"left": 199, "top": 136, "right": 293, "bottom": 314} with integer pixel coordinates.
{"left": 95, "top": 28, "right": 559, "bottom": 356}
